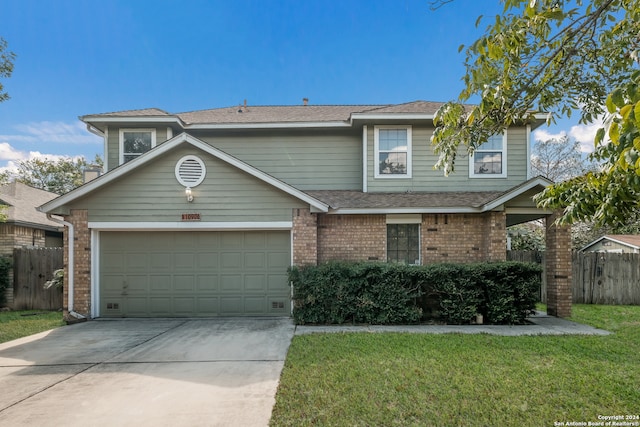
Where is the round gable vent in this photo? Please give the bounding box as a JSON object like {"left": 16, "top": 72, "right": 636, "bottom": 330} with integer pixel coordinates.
{"left": 175, "top": 155, "right": 206, "bottom": 187}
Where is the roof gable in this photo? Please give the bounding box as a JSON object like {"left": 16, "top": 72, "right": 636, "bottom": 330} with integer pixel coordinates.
{"left": 38, "top": 133, "right": 329, "bottom": 214}
{"left": 582, "top": 235, "right": 640, "bottom": 251}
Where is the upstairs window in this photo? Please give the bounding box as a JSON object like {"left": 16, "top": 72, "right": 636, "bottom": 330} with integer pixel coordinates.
{"left": 470, "top": 133, "right": 506, "bottom": 178}
{"left": 374, "top": 126, "right": 412, "bottom": 178}
{"left": 119, "top": 129, "right": 156, "bottom": 164}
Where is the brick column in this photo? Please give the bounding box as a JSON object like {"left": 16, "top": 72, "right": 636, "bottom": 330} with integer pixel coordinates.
{"left": 485, "top": 211, "right": 507, "bottom": 261}
{"left": 546, "top": 211, "right": 572, "bottom": 318}
{"left": 63, "top": 209, "right": 91, "bottom": 320}
{"left": 292, "top": 208, "right": 317, "bottom": 266}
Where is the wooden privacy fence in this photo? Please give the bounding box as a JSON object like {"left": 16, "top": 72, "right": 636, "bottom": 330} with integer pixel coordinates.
{"left": 507, "top": 250, "right": 640, "bottom": 305}
{"left": 13, "top": 247, "right": 63, "bottom": 310}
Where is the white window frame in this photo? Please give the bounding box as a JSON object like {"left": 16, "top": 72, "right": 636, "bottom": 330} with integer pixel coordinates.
{"left": 119, "top": 128, "right": 157, "bottom": 164}
{"left": 374, "top": 125, "right": 412, "bottom": 179}
{"left": 469, "top": 132, "right": 507, "bottom": 178}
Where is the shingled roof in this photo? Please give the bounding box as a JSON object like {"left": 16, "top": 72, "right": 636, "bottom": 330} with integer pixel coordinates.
{"left": 305, "top": 190, "right": 505, "bottom": 210}
{"left": 0, "top": 182, "right": 62, "bottom": 230}
{"left": 81, "top": 100, "right": 445, "bottom": 126}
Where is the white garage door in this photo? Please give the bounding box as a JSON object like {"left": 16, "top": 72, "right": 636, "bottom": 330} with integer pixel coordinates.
{"left": 99, "top": 230, "right": 291, "bottom": 317}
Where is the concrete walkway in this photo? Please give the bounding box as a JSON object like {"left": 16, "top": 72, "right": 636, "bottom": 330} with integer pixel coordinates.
{"left": 295, "top": 311, "right": 612, "bottom": 336}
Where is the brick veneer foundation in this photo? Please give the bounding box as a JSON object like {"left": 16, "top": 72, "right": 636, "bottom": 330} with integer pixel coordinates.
{"left": 317, "top": 214, "right": 386, "bottom": 263}
{"left": 292, "top": 208, "right": 318, "bottom": 266}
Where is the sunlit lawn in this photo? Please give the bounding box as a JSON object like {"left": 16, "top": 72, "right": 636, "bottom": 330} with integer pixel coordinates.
{"left": 271, "top": 305, "right": 640, "bottom": 426}
{"left": 0, "top": 310, "right": 65, "bottom": 344}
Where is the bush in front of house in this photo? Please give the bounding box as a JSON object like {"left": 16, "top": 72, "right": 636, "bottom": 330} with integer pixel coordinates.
{"left": 0, "top": 256, "right": 11, "bottom": 306}
{"left": 289, "top": 261, "right": 542, "bottom": 325}
{"left": 289, "top": 261, "right": 423, "bottom": 325}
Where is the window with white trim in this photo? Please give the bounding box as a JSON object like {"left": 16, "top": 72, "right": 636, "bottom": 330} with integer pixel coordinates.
{"left": 374, "top": 126, "right": 412, "bottom": 178}
{"left": 470, "top": 133, "right": 506, "bottom": 177}
{"left": 119, "top": 129, "right": 156, "bottom": 163}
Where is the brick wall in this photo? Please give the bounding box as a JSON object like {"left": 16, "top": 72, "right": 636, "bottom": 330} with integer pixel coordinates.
{"left": 421, "top": 212, "right": 507, "bottom": 264}
{"left": 292, "top": 208, "right": 318, "bottom": 266}
{"left": 546, "top": 211, "right": 572, "bottom": 318}
{"left": 317, "top": 214, "right": 386, "bottom": 263}
{"left": 63, "top": 209, "right": 91, "bottom": 318}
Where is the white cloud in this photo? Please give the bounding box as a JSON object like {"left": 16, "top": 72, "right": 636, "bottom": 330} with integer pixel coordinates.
{"left": 0, "top": 121, "right": 101, "bottom": 145}
{"left": 532, "top": 129, "right": 567, "bottom": 142}
{"left": 0, "top": 144, "right": 83, "bottom": 174}
{"left": 569, "top": 122, "right": 601, "bottom": 153}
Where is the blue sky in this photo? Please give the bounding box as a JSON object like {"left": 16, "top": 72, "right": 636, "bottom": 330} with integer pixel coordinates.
{"left": 0, "top": 0, "right": 594, "bottom": 172}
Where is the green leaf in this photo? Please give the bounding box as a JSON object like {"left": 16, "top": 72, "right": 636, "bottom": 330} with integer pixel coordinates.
{"left": 611, "top": 88, "right": 625, "bottom": 108}
{"left": 606, "top": 93, "right": 616, "bottom": 114}
{"left": 610, "top": 123, "right": 620, "bottom": 145}
{"left": 595, "top": 127, "right": 606, "bottom": 146}
{"left": 634, "top": 102, "right": 640, "bottom": 127}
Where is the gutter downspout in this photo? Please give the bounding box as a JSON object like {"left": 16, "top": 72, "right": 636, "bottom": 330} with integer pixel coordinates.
{"left": 46, "top": 214, "right": 86, "bottom": 321}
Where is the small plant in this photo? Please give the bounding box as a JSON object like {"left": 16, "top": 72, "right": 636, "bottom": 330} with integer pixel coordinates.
{"left": 44, "top": 268, "right": 64, "bottom": 291}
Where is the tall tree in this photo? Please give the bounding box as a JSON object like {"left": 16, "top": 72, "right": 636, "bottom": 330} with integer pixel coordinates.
{"left": 531, "top": 135, "right": 594, "bottom": 182}
{"left": 0, "top": 37, "right": 16, "bottom": 102}
{"left": 430, "top": 0, "right": 640, "bottom": 226}
{"left": 6, "top": 155, "right": 103, "bottom": 195}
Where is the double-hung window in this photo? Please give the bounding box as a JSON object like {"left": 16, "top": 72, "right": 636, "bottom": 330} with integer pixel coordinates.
{"left": 374, "top": 126, "right": 412, "bottom": 178}
{"left": 470, "top": 133, "right": 507, "bottom": 178}
{"left": 119, "top": 129, "right": 156, "bottom": 164}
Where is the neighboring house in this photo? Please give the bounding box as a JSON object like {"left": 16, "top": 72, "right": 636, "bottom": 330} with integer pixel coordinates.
{"left": 38, "top": 100, "right": 572, "bottom": 320}
{"left": 581, "top": 235, "right": 640, "bottom": 253}
{"left": 0, "top": 182, "right": 63, "bottom": 306}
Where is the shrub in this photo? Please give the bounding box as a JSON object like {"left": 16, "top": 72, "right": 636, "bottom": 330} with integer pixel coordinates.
{"left": 0, "top": 257, "right": 11, "bottom": 307}
{"left": 290, "top": 261, "right": 542, "bottom": 325}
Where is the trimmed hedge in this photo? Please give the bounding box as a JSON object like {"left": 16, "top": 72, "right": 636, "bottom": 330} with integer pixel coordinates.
{"left": 289, "top": 261, "right": 542, "bottom": 325}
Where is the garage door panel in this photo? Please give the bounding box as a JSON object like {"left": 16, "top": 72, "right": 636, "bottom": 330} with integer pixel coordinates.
{"left": 150, "top": 275, "right": 172, "bottom": 291}
{"left": 150, "top": 253, "right": 172, "bottom": 270}
{"left": 175, "top": 253, "right": 195, "bottom": 269}
{"left": 124, "top": 275, "right": 149, "bottom": 293}
{"left": 197, "top": 275, "right": 218, "bottom": 291}
{"left": 268, "top": 274, "right": 289, "bottom": 291}
{"left": 245, "top": 252, "right": 265, "bottom": 268}
{"left": 268, "top": 252, "right": 290, "bottom": 269}
{"left": 244, "top": 297, "right": 266, "bottom": 314}
{"left": 126, "top": 253, "right": 148, "bottom": 270}
{"left": 245, "top": 274, "right": 266, "bottom": 291}
{"left": 100, "top": 230, "right": 290, "bottom": 317}
{"left": 174, "top": 275, "right": 195, "bottom": 291}
{"left": 174, "top": 298, "right": 195, "bottom": 314}
{"left": 197, "top": 253, "right": 219, "bottom": 269}
{"left": 221, "top": 274, "right": 242, "bottom": 291}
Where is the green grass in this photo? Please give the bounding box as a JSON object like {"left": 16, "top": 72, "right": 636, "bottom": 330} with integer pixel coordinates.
{"left": 271, "top": 305, "right": 640, "bottom": 426}
{"left": 0, "top": 310, "right": 65, "bottom": 344}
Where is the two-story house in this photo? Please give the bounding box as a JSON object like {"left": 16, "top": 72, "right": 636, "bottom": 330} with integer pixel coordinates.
{"left": 38, "top": 100, "right": 572, "bottom": 321}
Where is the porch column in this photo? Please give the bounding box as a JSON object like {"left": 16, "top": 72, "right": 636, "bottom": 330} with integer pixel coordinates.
{"left": 545, "top": 211, "right": 572, "bottom": 318}
{"left": 292, "top": 208, "right": 318, "bottom": 266}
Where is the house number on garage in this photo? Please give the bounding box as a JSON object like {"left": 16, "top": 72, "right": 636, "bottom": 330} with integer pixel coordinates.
{"left": 181, "top": 213, "right": 201, "bottom": 221}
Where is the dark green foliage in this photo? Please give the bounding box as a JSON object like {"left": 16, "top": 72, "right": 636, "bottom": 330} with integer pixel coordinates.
{"left": 289, "top": 262, "right": 423, "bottom": 325}
{"left": 0, "top": 257, "right": 12, "bottom": 306}
{"left": 290, "top": 261, "right": 542, "bottom": 325}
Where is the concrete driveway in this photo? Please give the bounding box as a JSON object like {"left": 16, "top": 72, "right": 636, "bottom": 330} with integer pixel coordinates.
{"left": 0, "top": 317, "right": 294, "bottom": 427}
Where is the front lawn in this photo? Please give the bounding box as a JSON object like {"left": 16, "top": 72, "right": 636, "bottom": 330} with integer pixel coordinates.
{"left": 0, "top": 310, "right": 65, "bottom": 344}
{"left": 271, "top": 305, "right": 640, "bottom": 426}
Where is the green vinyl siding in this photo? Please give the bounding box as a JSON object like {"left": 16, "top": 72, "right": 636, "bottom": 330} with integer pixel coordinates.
{"left": 367, "top": 126, "right": 529, "bottom": 193}
{"left": 193, "top": 130, "right": 362, "bottom": 190}
{"left": 71, "top": 145, "right": 306, "bottom": 222}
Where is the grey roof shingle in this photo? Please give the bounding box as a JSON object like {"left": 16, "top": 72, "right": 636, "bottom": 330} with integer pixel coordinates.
{"left": 305, "top": 190, "right": 504, "bottom": 210}
{"left": 82, "top": 101, "right": 452, "bottom": 125}
{"left": 0, "top": 182, "right": 62, "bottom": 229}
